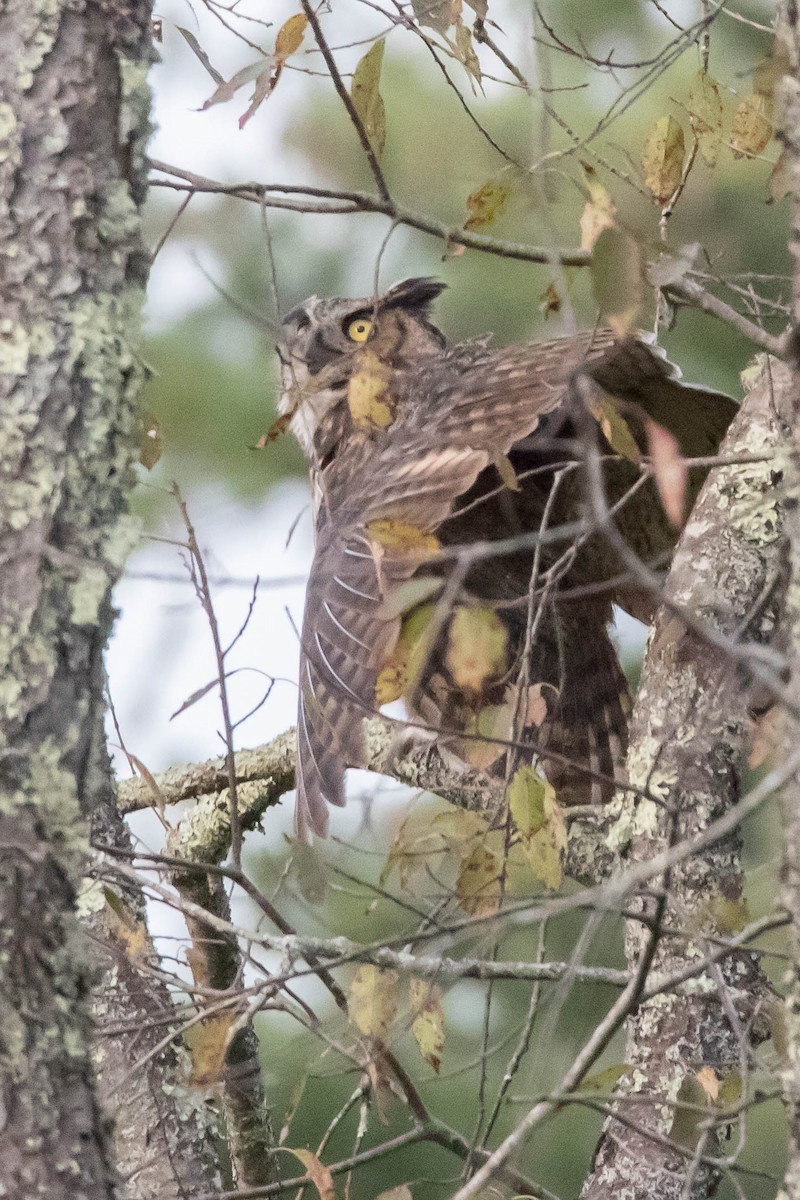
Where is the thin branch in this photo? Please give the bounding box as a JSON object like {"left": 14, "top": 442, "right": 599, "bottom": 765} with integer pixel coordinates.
{"left": 298, "top": 2, "right": 392, "bottom": 202}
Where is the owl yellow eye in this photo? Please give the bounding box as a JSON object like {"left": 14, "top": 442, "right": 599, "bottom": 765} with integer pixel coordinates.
{"left": 346, "top": 317, "right": 373, "bottom": 342}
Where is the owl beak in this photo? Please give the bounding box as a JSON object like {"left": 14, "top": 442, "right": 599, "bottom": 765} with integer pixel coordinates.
{"left": 304, "top": 330, "right": 331, "bottom": 375}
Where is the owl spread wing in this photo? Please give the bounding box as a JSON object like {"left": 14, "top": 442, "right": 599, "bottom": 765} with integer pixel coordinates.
{"left": 294, "top": 332, "right": 737, "bottom": 837}
{"left": 295, "top": 343, "right": 596, "bottom": 836}
{"left": 297, "top": 443, "right": 492, "bottom": 837}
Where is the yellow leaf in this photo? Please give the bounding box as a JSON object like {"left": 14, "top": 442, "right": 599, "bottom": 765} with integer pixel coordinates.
{"left": 493, "top": 453, "right": 520, "bottom": 492}
{"left": 445, "top": 605, "right": 509, "bottom": 695}
{"left": 456, "top": 840, "right": 502, "bottom": 916}
{"left": 348, "top": 965, "right": 399, "bottom": 1038}
{"left": 512, "top": 776, "right": 566, "bottom": 891}
{"left": 687, "top": 71, "right": 724, "bottom": 167}
{"left": 464, "top": 178, "right": 510, "bottom": 231}
{"left": 731, "top": 93, "right": 772, "bottom": 159}
{"left": 275, "top": 12, "right": 307, "bottom": 62}
{"left": 381, "top": 808, "right": 449, "bottom": 890}
{"left": 375, "top": 603, "right": 438, "bottom": 704}
{"left": 351, "top": 40, "right": 386, "bottom": 158}
{"left": 189, "top": 1014, "right": 234, "bottom": 1086}
{"left": 641, "top": 115, "right": 685, "bottom": 203}
{"left": 454, "top": 20, "right": 482, "bottom": 85}
{"left": 432, "top": 808, "right": 489, "bottom": 843}
{"left": 590, "top": 227, "right": 644, "bottom": 336}
{"left": 508, "top": 765, "right": 547, "bottom": 837}
{"left": 772, "top": 1000, "right": 789, "bottom": 1061}
{"left": 347, "top": 349, "right": 395, "bottom": 430}
{"left": 366, "top": 519, "right": 440, "bottom": 556}
{"left": 589, "top": 393, "right": 642, "bottom": 465}
{"left": 284, "top": 1148, "right": 336, "bottom": 1200}
{"left": 409, "top": 979, "right": 445, "bottom": 1073}
{"left": 579, "top": 164, "right": 617, "bottom": 251}
{"left": 236, "top": 13, "right": 307, "bottom": 128}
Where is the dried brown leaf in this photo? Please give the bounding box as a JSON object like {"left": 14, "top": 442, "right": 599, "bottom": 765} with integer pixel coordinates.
{"left": 284, "top": 1149, "right": 336, "bottom": 1200}
{"left": 464, "top": 177, "right": 510, "bottom": 230}
{"left": 645, "top": 416, "right": 688, "bottom": 528}
{"left": 177, "top": 26, "right": 223, "bottom": 83}
{"left": 731, "top": 93, "right": 773, "bottom": 159}
{"left": 687, "top": 71, "right": 723, "bottom": 167}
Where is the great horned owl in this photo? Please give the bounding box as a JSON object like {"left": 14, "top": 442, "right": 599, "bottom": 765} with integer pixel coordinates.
{"left": 278, "top": 278, "right": 736, "bottom": 838}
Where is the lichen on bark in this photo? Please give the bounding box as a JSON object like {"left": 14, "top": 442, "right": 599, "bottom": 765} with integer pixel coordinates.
{"left": 0, "top": 2, "right": 198, "bottom": 1195}
{"left": 582, "top": 357, "right": 792, "bottom": 1200}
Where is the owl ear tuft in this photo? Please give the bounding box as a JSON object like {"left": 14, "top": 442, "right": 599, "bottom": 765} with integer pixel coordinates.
{"left": 381, "top": 277, "right": 447, "bottom": 314}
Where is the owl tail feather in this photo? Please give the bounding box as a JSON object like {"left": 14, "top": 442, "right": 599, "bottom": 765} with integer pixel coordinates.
{"left": 527, "top": 605, "right": 631, "bottom": 806}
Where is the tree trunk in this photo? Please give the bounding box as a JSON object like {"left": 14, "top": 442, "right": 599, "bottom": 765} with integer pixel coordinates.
{"left": 0, "top": 3, "right": 154, "bottom": 1194}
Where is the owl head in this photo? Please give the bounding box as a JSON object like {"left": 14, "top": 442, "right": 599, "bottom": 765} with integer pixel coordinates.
{"left": 278, "top": 277, "right": 447, "bottom": 456}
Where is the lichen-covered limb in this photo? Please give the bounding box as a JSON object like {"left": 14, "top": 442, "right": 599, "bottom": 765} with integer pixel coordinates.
{"left": 84, "top": 806, "right": 224, "bottom": 1198}
{"left": 0, "top": 2, "right": 222, "bottom": 1195}
{"left": 775, "top": 11, "right": 800, "bottom": 1195}
{"left": 161, "top": 784, "right": 277, "bottom": 1187}
{"left": 115, "top": 720, "right": 488, "bottom": 820}
{"left": 582, "top": 357, "right": 791, "bottom": 1200}
{"left": 777, "top": 463, "right": 800, "bottom": 1200}
{"left": 116, "top": 718, "right": 614, "bottom": 880}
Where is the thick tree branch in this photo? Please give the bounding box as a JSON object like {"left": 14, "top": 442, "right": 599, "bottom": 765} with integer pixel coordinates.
{"left": 774, "top": 8, "right": 800, "bottom": 1195}
{"left": 581, "top": 356, "right": 791, "bottom": 1200}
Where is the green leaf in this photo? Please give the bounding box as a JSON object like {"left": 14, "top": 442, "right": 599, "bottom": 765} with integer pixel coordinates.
{"left": 508, "top": 765, "right": 547, "bottom": 836}
{"left": 590, "top": 227, "right": 644, "bottom": 335}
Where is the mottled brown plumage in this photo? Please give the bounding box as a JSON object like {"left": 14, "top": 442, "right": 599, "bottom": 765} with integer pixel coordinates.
{"left": 278, "top": 278, "right": 736, "bottom": 837}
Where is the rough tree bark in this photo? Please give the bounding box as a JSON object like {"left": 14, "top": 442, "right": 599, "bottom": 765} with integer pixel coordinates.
{"left": 582, "top": 357, "right": 791, "bottom": 1199}
{"left": 776, "top": 6, "right": 800, "bottom": 1196}
{"left": 0, "top": 3, "right": 218, "bottom": 1196}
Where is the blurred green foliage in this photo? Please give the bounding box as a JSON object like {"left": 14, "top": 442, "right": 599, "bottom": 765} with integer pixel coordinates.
{"left": 140, "top": 1, "right": 788, "bottom": 1193}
